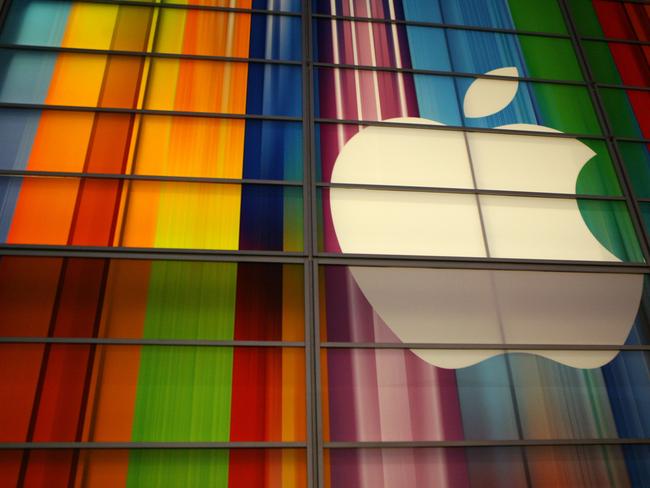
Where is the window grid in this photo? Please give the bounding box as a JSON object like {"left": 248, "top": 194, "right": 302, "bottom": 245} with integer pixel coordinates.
{"left": 0, "top": 1, "right": 648, "bottom": 487}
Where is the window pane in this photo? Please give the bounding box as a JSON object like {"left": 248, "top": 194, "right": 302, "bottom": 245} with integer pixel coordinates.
{"left": 0, "top": 449, "right": 307, "bottom": 488}
{"left": 0, "top": 344, "right": 306, "bottom": 442}
{"left": 319, "top": 265, "right": 650, "bottom": 355}
{"left": 324, "top": 446, "right": 647, "bottom": 488}
{"left": 0, "top": 177, "right": 303, "bottom": 251}
{"left": 568, "top": 0, "right": 650, "bottom": 42}
{"left": 0, "top": 50, "right": 302, "bottom": 116}
{"left": 318, "top": 188, "right": 642, "bottom": 262}
{"left": 0, "top": 257, "right": 305, "bottom": 340}
{"left": 0, "top": 109, "right": 303, "bottom": 180}
{"left": 0, "top": 1, "right": 301, "bottom": 59}
{"left": 315, "top": 20, "right": 582, "bottom": 81}
{"left": 583, "top": 40, "right": 650, "bottom": 88}
{"left": 144, "top": 59, "right": 301, "bottom": 115}
{"left": 0, "top": 2, "right": 152, "bottom": 51}
{"left": 640, "top": 203, "right": 650, "bottom": 237}
{"left": 316, "top": 123, "right": 621, "bottom": 196}
{"left": 480, "top": 196, "right": 641, "bottom": 262}
{"left": 316, "top": 69, "right": 602, "bottom": 135}
{"left": 154, "top": 10, "right": 301, "bottom": 60}
{"left": 321, "top": 349, "right": 650, "bottom": 441}
{"left": 620, "top": 142, "right": 650, "bottom": 198}
{"left": 160, "top": 0, "right": 302, "bottom": 10}
{"left": 599, "top": 88, "right": 650, "bottom": 139}
{"left": 314, "top": 0, "right": 568, "bottom": 34}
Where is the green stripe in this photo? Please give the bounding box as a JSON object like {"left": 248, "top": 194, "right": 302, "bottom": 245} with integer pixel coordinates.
{"left": 507, "top": 0, "right": 568, "bottom": 35}
{"left": 127, "top": 261, "right": 238, "bottom": 486}
{"left": 509, "top": 0, "right": 643, "bottom": 262}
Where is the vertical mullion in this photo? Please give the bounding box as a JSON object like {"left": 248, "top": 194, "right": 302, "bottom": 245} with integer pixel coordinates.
{"left": 0, "top": 0, "right": 11, "bottom": 32}
{"left": 302, "top": 0, "right": 319, "bottom": 487}
{"left": 558, "top": 0, "right": 650, "bottom": 264}
{"left": 312, "top": 260, "right": 325, "bottom": 488}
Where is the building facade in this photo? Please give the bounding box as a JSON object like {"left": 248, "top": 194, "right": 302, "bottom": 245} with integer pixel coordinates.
{"left": 0, "top": 0, "right": 648, "bottom": 486}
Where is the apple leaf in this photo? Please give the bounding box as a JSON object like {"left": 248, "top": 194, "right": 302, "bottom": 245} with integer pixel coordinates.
{"left": 463, "top": 67, "right": 519, "bottom": 118}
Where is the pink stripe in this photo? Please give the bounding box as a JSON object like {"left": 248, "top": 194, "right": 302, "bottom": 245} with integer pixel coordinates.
{"left": 354, "top": 21, "right": 375, "bottom": 65}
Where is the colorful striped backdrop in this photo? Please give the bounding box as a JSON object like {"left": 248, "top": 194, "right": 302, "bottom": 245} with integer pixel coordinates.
{"left": 0, "top": 0, "right": 303, "bottom": 251}
{"left": 0, "top": 257, "right": 306, "bottom": 486}
{"left": 314, "top": 0, "right": 650, "bottom": 486}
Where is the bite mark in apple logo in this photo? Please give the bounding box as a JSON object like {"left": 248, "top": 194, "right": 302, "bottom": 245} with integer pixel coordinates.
{"left": 329, "top": 67, "right": 643, "bottom": 369}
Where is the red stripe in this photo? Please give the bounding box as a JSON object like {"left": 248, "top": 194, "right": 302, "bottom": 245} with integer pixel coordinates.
{"left": 229, "top": 264, "right": 283, "bottom": 485}
{"left": 593, "top": 1, "right": 650, "bottom": 138}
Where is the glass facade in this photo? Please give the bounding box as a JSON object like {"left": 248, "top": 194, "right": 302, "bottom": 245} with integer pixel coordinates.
{"left": 0, "top": 0, "right": 648, "bottom": 487}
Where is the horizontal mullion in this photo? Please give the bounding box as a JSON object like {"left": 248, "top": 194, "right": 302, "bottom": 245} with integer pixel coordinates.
{"left": 596, "top": 83, "right": 650, "bottom": 93}
{"left": 614, "top": 136, "right": 650, "bottom": 144}
{"left": 0, "top": 43, "right": 302, "bottom": 66}
{"left": 0, "top": 244, "right": 306, "bottom": 263}
{"left": 0, "top": 441, "right": 306, "bottom": 450}
{"left": 2, "top": 440, "right": 647, "bottom": 450}
{"left": 314, "top": 117, "right": 608, "bottom": 140}
{"left": 55, "top": 0, "right": 301, "bottom": 17}
{"left": 581, "top": 35, "right": 650, "bottom": 47}
{"left": 0, "top": 102, "right": 302, "bottom": 122}
{"left": 317, "top": 181, "right": 626, "bottom": 201}
{"left": 600, "top": 0, "right": 650, "bottom": 4}
{"left": 311, "top": 13, "right": 571, "bottom": 40}
{"left": 1, "top": 247, "right": 647, "bottom": 273}
{"left": 314, "top": 253, "right": 649, "bottom": 273}
{"left": 0, "top": 169, "right": 302, "bottom": 187}
{"left": 313, "top": 61, "right": 586, "bottom": 86}
{"left": 595, "top": 82, "right": 650, "bottom": 92}
{"left": 324, "top": 439, "right": 650, "bottom": 449}
{"left": 321, "top": 342, "right": 650, "bottom": 351}
{"left": 0, "top": 337, "right": 304, "bottom": 347}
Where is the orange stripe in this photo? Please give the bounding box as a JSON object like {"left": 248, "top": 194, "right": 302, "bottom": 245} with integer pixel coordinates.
{"left": 75, "top": 260, "right": 150, "bottom": 487}
{"left": 7, "top": 177, "right": 80, "bottom": 245}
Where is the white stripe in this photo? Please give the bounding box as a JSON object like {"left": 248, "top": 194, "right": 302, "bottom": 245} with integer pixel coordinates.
{"left": 347, "top": 0, "right": 364, "bottom": 121}
{"left": 388, "top": 0, "right": 408, "bottom": 115}
{"left": 365, "top": 0, "right": 383, "bottom": 120}
{"left": 330, "top": 0, "right": 346, "bottom": 149}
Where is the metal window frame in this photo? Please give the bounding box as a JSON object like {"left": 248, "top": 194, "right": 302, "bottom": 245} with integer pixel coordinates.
{"left": 0, "top": 0, "right": 649, "bottom": 487}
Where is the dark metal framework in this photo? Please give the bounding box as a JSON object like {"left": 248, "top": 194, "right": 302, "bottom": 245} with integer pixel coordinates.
{"left": 0, "top": 0, "right": 649, "bottom": 487}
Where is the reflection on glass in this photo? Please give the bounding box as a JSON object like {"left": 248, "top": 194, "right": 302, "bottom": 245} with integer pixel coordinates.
{"left": 319, "top": 266, "right": 649, "bottom": 367}
{"left": 322, "top": 349, "right": 650, "bottom": 441}
{"left": 620, "top": 142, "right": 650, "bottom": 198}
{"left": 325, "top": 446, "right": 645, "bottom": 488}
{"left": 0, "top": 345, "right": 306, "bottom": 442}
{"left": 315, "top": 21, "right": 582, "bottom": 81}
{"left": 568, "top": 0, "right": 650, "bottom": 42}
{"left": 0, "top": 0, "right": 302, "bottom": 56}
{"left": 480, "top": 196, "right": 638, "bottom": 261}
{"left": 321, "top": 121, "right": 620, "bottom": 195}
{"left": 314, "top": 0, "right": 568, "bottom": 34}
{"left": 0, "top": 51, "right": 302, "bottom": 116}
{"left": 316, "top": 68, "right": 602, "bottom": 136}
{"left": 0, "top": 449, "right": 307, "bottom": 487}
{"left": 0, "top": 257, "right": 305, "bottom": 340}
{"left": 599, "top": 88, "right": 650, "bottom": 139}
{"left": 0, "top": 110, "right": 303, "bottom": 180}
{"left": 0, "top": 177, "right": 303, "bottom": 251}
{"left": 322, "top": 188, "right": 642, "bottom": 262}
{"left": 145, "top": 60, "right": 302, "bottom": 116}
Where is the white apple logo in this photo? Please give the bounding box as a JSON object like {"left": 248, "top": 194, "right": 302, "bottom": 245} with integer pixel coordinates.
{"left": 329, "top": 67, "right": 643, "bottom": 369}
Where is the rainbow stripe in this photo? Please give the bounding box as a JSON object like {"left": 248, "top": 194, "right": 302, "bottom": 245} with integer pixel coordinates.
{"left": 315, "top": 0, "right": 650, "bottom": 485}
{"left": 0, "top": 256, "right": 306, "bottom": 486}
{"left": 0, "top": 1, "right": 303, "bottom": 251}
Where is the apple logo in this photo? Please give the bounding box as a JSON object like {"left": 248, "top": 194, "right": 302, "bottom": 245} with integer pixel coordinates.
{"left": 329, "top": 67, "right": 643, "bottom": 369}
